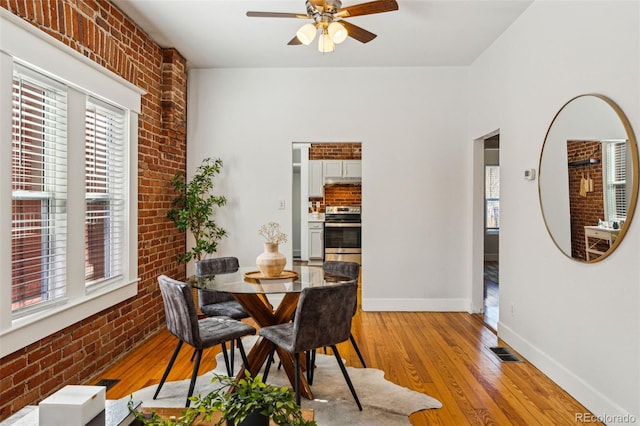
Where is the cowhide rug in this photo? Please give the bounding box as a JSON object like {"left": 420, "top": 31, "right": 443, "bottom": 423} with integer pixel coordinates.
{"left": 130, "top": 339, "right": 442, "bottom": 425}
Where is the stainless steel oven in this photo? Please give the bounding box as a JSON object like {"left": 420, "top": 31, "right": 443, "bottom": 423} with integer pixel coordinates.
{"left": 324, "top": 206, "right": 361, "bottom": 265}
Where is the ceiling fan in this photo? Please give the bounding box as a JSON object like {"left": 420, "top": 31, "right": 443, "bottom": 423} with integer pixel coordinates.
{"left": 246, "top": 0, "right": 399, "bottom": 53}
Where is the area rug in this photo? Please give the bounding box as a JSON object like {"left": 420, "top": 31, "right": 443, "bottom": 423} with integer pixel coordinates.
{"left": 130, "top": 339, "right": 441, "bottom": 425}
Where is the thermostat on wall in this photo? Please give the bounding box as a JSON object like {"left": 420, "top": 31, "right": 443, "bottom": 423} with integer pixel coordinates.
{"left": 524, "top": 168, "right": 536, "bottom": 180}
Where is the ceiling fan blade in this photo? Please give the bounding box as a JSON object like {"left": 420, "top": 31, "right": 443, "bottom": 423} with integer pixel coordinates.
{"left": 246, "top": 11, "right": 308, "bottom": 18}
{"left": 288, "top": 36, "right": 303, "bottom": 46}
{"left": 337, "top": 0, "right": 398, "bottom": 18}
{"left": 339, "top": 20, "right": 377, "bottom": 43}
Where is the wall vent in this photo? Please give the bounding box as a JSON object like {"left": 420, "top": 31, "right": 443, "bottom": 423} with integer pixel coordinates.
{"left": 489, "top": 346, "right": 523, "bottom": 363}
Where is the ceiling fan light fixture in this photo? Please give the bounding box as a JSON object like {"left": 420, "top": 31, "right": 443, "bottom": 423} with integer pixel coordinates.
{"left": 296, "top": 23, "right": 317, "bottom": 45}
{"left": 318, "top": 30, "right": 335, "bottom": 53}
{"left": 328, "top": 21, "right": 348, "bottom": 44}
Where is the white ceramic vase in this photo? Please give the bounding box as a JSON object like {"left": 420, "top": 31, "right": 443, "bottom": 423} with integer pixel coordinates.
{"left": 256, "top": 242, "right": 286, "bottom": 278}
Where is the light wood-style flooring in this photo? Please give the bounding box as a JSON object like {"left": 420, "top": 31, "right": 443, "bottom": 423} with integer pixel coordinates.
{"left": 96, "top": 309, "right": 601, "bottom": 425}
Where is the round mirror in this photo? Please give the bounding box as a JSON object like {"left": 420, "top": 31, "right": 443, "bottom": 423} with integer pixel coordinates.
{"left": 539, "top": 94, "right": 638, "bottom": 262}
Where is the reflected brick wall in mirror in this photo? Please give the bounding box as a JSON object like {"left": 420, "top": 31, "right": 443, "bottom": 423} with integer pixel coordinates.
{"left": 567, "top": 140, "right": 604, "bottom": 260}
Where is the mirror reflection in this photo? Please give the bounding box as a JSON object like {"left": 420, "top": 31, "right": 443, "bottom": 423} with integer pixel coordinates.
{"left": 538, "top": 94, "right": 638, "bottom": 262}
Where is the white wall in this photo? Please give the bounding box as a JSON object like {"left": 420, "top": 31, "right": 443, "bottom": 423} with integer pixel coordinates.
{"left": 468, "top": 1, "right": 639, "bottom": 422}
{"left": 187, "top": 67, "right": 470, "bottom": 311}
{"left": 187, "top": 0, "right": 640, "bottom": 420}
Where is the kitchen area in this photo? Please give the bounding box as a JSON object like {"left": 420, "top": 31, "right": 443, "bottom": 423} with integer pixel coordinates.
{"left": 292, "top": 142, "right": 362, "bottom": 266}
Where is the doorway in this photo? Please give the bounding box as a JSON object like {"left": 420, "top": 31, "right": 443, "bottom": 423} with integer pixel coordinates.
{"left": 482, "top": 135, "right": 500, "bottom": 330}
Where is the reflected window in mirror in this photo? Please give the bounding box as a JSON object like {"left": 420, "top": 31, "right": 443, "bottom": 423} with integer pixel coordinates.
{"left": 603, "top": 140, "right": 628, "bottom": 223}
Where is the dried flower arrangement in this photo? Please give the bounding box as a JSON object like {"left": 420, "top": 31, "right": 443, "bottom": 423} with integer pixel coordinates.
{"left": 258, "top": 221, "right": 288, "bottom": 244}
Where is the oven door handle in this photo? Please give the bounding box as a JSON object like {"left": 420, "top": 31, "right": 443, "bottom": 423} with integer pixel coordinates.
{"left": 324, "top": 223, "right": 361, "bottom": 228}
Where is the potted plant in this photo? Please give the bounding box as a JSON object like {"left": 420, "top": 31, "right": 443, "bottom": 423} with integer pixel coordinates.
{"left": 130, "top": 370, "right": 316, "bottom": 426}
{"left": 167, "top": 157, "right": 228, "bottom": 264}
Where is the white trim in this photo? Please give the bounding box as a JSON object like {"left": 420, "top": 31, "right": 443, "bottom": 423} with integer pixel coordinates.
{"left": 498, "top": 322, "right": 635, "bottom": 423}
{"left": 0, "top": 279, "right": 139, "bottom": 357}
{"left": 361, "top": 297, "right": 469, "bottom": 312}
{"left": 0, "top": 52, "right": 13, "bottom": 331}
{"left": 0, "top": 10, "right": 142, "bottom": 357}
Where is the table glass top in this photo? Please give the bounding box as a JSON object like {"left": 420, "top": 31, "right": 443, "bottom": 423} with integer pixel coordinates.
{"left": 194, "top": 265, "right": 352, "bottom": 294}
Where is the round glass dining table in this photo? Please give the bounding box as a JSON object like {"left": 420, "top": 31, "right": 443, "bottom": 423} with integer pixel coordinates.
{"left": 193, "top": 265, "right": 352, "bottom": 400}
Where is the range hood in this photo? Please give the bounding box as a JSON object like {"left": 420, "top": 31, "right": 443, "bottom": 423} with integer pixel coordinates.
{"left": 324, "top": 176, "right": 362, "bottom": 186}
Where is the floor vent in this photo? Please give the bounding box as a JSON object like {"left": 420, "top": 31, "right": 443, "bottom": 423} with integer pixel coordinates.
{"left": 96, "top": 378, "right": 120, "bottom": 390}
{"left": 489, "top": 346, "right": 523, "bottom": 363}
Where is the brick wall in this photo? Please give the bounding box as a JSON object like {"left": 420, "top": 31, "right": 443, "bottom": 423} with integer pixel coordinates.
{"left": 309, "top": 142, "right": 361, "bottom": 160}
{"left": 308, "top": 143, "right": 362, "bottom": 210}
{"left": 567, "top": 141, "right": 604, "bottom": 260}
{"left": 0, "top": 0, "right": 187, "bottom": 419}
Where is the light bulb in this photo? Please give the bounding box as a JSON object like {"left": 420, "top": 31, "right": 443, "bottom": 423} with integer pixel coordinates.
{"left": 296, "top": 23, "right": 317, "bottom": 45}
{"left": 318, "top": 31, "right": 335, "bottom": 53}
{"left": 328, "top": 22, "right": 348, "bottom": 44}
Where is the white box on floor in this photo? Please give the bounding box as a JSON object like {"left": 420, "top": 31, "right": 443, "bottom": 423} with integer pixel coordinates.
{"left": 39, "top": 385, "right": 106, "bottom": 426}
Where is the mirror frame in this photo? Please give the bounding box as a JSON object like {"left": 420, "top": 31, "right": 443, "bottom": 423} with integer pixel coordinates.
{"left": 538, "top": 94, "right": 639, "bottom": 262}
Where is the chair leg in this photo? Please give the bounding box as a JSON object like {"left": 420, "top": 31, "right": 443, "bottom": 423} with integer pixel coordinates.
{"left": 307, "top": 349, "right": 317, "bottom": 385}
{"left": 349, "top": 333, "right": 367, "bottom": 368}
{"left": 263, "top": 344, "right": 276, "bottom": 381}
{"left": 154, "top": 340, "right": 183, "bottom": 400}
{"left": 236, "top": 338, "right": 250, "bottom": 373}
{"left": 186, "top": 349, "right": 203, "bottom": 407}
{"left": 230, "top": 339, "right": 235, "bottom": 374}
{"left": 220, "top": 341, "right": 232, "bottom": 376}
{"left": 294, "top": 352, "right": 301, "bottom": 406}
{"left": 330, "top": 345, "right": 362, "bottom": 411}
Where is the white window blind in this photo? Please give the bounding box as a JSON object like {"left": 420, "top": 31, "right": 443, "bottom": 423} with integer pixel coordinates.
{"left": 604, "top": 141, "right": 627, "bottom": 221}
{"left": 485, "top": 165, "right": 500, "bottom": 229}
{"left": 11, "top": 67, "right": 68, "bottom": 313}
{"left": 85, "top": 99, "right": 126, "bottom": 287}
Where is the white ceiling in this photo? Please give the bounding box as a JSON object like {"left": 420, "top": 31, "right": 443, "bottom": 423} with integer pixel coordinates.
{"left": 111, "top": 0, "right": 533, "bottom": 69}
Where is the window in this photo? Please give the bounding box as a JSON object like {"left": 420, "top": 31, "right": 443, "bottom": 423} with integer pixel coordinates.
{"left": 85, "top": 99, "right": 126, "bottom": 288}
{"left": 603, "top": 140, "right": 628, "bottom": 222}
{"left": 1, "top": 10, "right": 142, "bottom": 357}
{"left": 11, "top": 67, "right": 68, "bottom": 313}
{"left": 11, "top": 70, "right": 130, "bottom": 315}
{"left": 485, "top": 165, "right": 500, "bottom": 230}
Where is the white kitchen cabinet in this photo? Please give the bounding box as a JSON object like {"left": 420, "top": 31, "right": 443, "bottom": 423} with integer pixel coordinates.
{"left": 308, "top": 222, "right": 324, "bottom": 261}
{"left": 323, "top": 159, "right": 361, "bottom": 178}
{"left": 323, "top": 160, "right": 343, "bottom": 178}
{"left": 308, "top": 160, "right": 324, "bottom": 197}
{"left": 343, "top": 160, "right": 362, "bottom": 178}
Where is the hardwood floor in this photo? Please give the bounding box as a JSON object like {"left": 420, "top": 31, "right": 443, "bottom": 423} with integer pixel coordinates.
{"left": 95, "top": 309, "right": 601, "bottom": 425}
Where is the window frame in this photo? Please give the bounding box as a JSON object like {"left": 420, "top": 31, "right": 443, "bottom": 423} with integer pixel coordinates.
{"left": 0, "top": 9, "right": 143, "bottom": 357}
{"left": 602, "top": 139, "right": 628, "bottom": 223}
{"left": 485, "top": 164, "right": 500, "bottom": 233}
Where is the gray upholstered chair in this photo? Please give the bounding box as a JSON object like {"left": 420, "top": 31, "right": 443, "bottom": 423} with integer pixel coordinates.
{"left": 195, "top": 257, "right": 250, "bottom": 373}
{"left": 322, "top": 261, "right": 367, "bottom": 368}
{"left": 155, "top": 275, "right": 256, "bottom": 407}
{"left": 260, "top": 280, "right": 362, "bottom": 410}
{"left": 195, "top": 257, "right": 249, "bottom": 319}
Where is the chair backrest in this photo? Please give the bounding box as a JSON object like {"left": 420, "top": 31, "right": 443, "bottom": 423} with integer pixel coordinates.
{"left": 291, "top": 280, "right": 358, "bottom": 353}
{"left": 323, "top": 261, "right": 359, "bottom": 316}
{"left": 195, "top": 257, "right": 239, "bottom": 275}
{"left": 323, "top": 261, "right": 359, "bottom": 281}
{"left": 195, "top": 257, "right": 239, "bottom": 306}
{"left": 157, "top": 275, "right": 203, "bottom": 348}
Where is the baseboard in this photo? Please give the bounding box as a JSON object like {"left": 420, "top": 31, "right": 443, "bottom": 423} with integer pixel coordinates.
{"left": 498, "top": 321, "right": 636, "bottom": 423}
{"left": 361, "top": 298, "right": 469, "bottom": 312}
